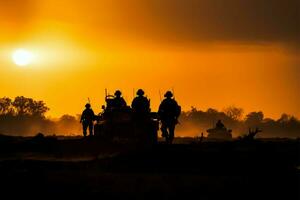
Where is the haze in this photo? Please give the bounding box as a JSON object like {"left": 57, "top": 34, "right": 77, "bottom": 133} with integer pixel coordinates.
{"left": 0, "top": 0, "right": 299, "bottom": 119}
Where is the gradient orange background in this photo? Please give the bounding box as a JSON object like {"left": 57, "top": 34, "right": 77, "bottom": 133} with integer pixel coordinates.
{"left": 0, "top": 0, "right": 299, "bottom": 119}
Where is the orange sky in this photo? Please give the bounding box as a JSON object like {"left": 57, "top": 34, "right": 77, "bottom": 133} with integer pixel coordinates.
{"left": 0, "top": 0, "right": 299, "bottom": 119}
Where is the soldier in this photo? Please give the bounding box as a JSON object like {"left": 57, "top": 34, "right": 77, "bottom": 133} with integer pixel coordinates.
{"left": 113, "top": 90, "right": 127, "bottom": 108}
{"left": 80, "top": 103, "right": 95, "bottom": 137}
{"left": 216, "top": 120, "right": 225, "bottom": 129}
{"left": 158, "top": 91, "right": 181, "bottom": 144}
{"left": 131, "top": 89, "right": 150, "bottom": 117}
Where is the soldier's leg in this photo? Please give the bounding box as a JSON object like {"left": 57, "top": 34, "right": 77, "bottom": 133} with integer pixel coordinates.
{"left": 82, "top": 123, "right": 88, "bottom": 137}
{"left": 168, "top": 123, "right": 176, "bottom": 144}
{"left": 165, "top": 126, "right": 171, "bottom": 143}
{"left": 89, "top": 122, "right": 94, "bottom": 136}
{"left": 161, "top": 122, "right": 168, "bottom": 140}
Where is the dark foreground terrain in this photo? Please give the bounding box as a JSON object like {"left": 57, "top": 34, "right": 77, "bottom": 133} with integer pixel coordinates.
{"left": 0, "top": 135, "right": 299, "bottom": 199}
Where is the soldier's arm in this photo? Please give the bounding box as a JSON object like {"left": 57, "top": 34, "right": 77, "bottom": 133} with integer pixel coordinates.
{"left": 123, "top": 98, "right": 127, "bottom": 106}
{"left": 158, "top": 101, "right": 164, "bottom": 114}
{"left": 174, "top": 100, "right": 181, "bottom": 118}
{"left": 158, "top": 103, "right": 162, "bottom": 112}
{"left": 147, "top": 99, "right": 151, "bottom": 111}
{"left": 174, "top": 100, "right": 179, "bottom": 106}
{"left": 80, "top": 111, "right": 85, "bottom": 122}
{"left": 131, "top": 99, "right": 136, "bottom": 108}
{"left": 88, "top": 110, "right": 95, "bottom": 121}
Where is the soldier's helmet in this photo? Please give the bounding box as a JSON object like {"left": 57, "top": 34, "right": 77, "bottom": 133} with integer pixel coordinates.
{"left": 137, "top": 89, "right": 145, "bottom": 96}
{"left": 115, "top": 90, "right": 122, "bottom": 97}
{"left": 85, "top": 103, "right": 91, "bottom": 108}
{"left": 164, "top": 91, "right": 173, "bottom": 98}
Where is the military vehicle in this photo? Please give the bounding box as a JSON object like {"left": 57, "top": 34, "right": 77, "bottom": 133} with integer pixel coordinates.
{"left": 207, "top": 121, "right": 233, "bottom": 140}
{"left": 94, "top": 94, "right": 159, "bottom": 145}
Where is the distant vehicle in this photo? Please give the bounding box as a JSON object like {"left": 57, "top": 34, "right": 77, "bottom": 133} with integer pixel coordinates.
{"left": 207, "top": 120, "right": 232, "bottom": 140}
{"left": 94, "top": 94, "right": 159, "bottom": 145}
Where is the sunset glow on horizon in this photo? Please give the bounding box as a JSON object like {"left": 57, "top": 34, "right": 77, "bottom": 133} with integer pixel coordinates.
{"left": 0, "top": 0, "right": 299, "bottom": 120}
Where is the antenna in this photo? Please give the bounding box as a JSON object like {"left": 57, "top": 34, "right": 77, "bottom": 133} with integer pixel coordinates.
{"left": 133, "top": 88, "right": 135, "bottom": 100}
{"left": 105, "top": 88, "right": 108, "bottom": 97}
{"left": 172, "top": 87, "right": 176, "bottom": 100}
{"left": 159, "top": 90, "right": 162, "bottom": 102}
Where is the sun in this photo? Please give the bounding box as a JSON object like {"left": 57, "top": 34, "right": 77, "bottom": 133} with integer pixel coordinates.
{"left": 12, "top": 49, "right": 34, "bottom": 67}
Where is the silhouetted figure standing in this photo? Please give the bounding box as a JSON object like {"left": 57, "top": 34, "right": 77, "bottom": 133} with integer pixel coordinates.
{"left": 158, "top": 91, "right": 181, "bottom": 144}
{"left": 80, "top": 103, "right": 95, "bottom": 137}
{"left": 112, "top": 90, "right": 127, "bottom": 109}
{"left": 131, "top": 89, "right": 150, "bottom": 118}
{"left": 216, "top": 120, "right": 225, "bottom": 129}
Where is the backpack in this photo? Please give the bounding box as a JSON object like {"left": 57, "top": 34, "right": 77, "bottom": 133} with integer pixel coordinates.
{"left": 175, "top": 104, "right": 181, "bottom": 118}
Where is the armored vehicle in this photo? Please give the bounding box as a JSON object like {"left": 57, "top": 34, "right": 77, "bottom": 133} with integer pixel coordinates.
{"left": 207, "top": 120, "right": 233, "bottom": 140}
{"left": 94, "top": 95, "right": 159, "bottom": 145}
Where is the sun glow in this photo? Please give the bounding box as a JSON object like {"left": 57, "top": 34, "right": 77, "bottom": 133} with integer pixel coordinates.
{"left": 12, "top": 49, "right": 34, "bottom": 67}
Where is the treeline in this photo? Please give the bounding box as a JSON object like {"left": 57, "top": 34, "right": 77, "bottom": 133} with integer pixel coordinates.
{"left": 0, "top": 97, "right": 299, "bottom": 138}
{"left": 178, "top": 106, "right": 300, "bottom": 138}
{"left": 0, "top": 96, "right": 81, "bottom": 136}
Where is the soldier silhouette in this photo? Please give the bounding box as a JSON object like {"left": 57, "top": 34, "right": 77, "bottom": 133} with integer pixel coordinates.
{"left": 112, "top": 90, "right": 127, "bottom": 109}
{"left": 80, "top": 103, "right": 95, "bottom": 137}
{"left": 158, "top": 91, "right": 181, "bottom": 144}
{"left": 131, "top": 89, "right": 150, "bottom": 118}
{"left": 216, "top": 120, "right": 225, "bottom": 129}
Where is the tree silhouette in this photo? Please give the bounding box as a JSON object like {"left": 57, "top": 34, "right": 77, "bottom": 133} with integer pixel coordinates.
{"left": 0, "top": 97, "right": 13, "bottom": 115}
{"left": 278, "top": 113, "right": 295, "bottom": 124}
{"left": 29, "top": 100, "right": 49, "bottom": 117}
{"left": 223, "top": 106, "right": 244, "bottom": 121}
{"left": 245, "top": 111, "right": 264, "bottom": 127}
{"left": 12, "top": 96, "right": 49, "bottom": 117}
{"left": 0, "top": 96, "right": 299, "bottom": 137}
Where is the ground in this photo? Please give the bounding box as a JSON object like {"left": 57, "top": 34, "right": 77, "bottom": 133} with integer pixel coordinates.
{"left": 0, "top": 135, "right": 299, "bottom": 199}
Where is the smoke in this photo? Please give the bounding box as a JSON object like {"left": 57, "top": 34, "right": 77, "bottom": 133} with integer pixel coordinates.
{"left": 177, "top": 109, "right": 300, "bottom": 138}
{"left": 0, "top": 96, "right": 299, "bottom": 138}
{"left": 0, "top": 112, "right": 299, "bottom": 138}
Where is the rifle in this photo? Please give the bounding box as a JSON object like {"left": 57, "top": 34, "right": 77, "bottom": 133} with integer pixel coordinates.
{"left": 159, "top": 90, "right": 162, "bottom": 102}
